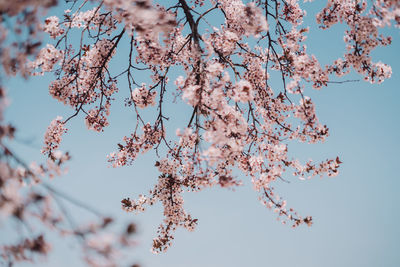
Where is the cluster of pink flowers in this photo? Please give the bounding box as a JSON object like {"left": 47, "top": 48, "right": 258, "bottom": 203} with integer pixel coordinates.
{"left": 176, "top": 128, "right": 198, "bottom": 149}
{"left": 372, "top": 0, "right": 400, "bottom": 28}
{"left": 131, "top": 84, "right": 157, "bottom": 108}
{"left": 108, "top": 123, "right": 164, "bottom": 167}
{"left": 29, "top": 44, "right": 63, "bottom": 74}
{"left": 317, "top": 0, "right": 393, "bottom": 83}
{"left": 104, "top": 0, "right": 175, "bottom": 37}
{"left": 0, "top": 0, "right": 57, "bottom": 78}
{"left": 214, "top": 0, "right": 268, "bottom": 37}
{"left": 42, "top": 116, "right": 67, "bottom": 157}
{"left": 230, "top": 80, "right": 254, "bottom": 102}
{"left": 85, "top": 107, "right": 110, "bottom": 132}
{"left": 122, "top": 172, "right": 198, "bottom": 254}
{"left": 43, "top": 16, "right": 64, "bottom": 39}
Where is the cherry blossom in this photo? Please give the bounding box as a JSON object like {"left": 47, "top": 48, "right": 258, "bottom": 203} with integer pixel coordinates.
{"left": 42, "top": 116, "right": 67, "bottom": 157}
{"left": 2, "top": 0, "right": 399, "bottom": 259}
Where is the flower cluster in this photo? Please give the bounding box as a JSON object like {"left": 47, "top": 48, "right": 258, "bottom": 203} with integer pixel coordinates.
{"left": 104, "top": 0, "right": 176, "bottom": 38}
{"left": 317, "top": 0, "right": 393, "bottom": 83}
{"left": 122, "top": 172, "right": 198, "bottom": 254}
{"left": 43, "top": 16, "right": 64, "bottom": 39}
{"left": 108, "top": 123, "right": 164, "bottom": 167}
{"left": 29, "top": 44, "right": 63, "bottom": 74}
{"left": 42, "top": 116, "right": 67, "bottom": 157}
{"left": 131, "top": 84, "right": 157, "bottom": 108}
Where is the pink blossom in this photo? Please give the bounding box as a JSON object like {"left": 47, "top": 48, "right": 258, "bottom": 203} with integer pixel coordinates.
{"left": 131, "top": 84, "right": 157, "bottom": 108}
{"left": 42, "top": 116, "right": 67, "bottom": 157}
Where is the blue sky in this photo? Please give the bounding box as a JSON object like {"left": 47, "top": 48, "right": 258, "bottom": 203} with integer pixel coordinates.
{"left": 2, "top": 1, "right": 400, "bottom": 267}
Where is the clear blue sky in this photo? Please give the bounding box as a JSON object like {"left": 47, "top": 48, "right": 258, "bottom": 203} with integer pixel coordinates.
{"left": 3, "top": 1, "right": 400, "bottom": 267}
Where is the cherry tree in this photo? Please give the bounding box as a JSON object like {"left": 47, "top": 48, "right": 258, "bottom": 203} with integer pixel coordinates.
{"left": 1, "top": 0, "right": 399, "bottom": 264}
